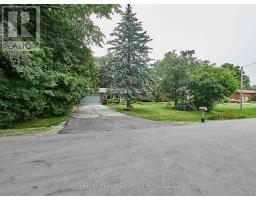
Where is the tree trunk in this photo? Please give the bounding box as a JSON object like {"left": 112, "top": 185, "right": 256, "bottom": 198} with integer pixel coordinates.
{"left": 174, "top": 100, "right": 178, "bottom": 107}
{"left": 127, "top": 99, "right": 131, "bottom": 107}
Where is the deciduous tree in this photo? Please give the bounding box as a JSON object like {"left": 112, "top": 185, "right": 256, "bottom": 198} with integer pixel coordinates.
{"left": 0, "top": 4, "right": 120, "bottom": 127}
{"left": 189, "top": 65, "right": 238, "bottom": 110}
{"left": 221, "top": 63, "right": 251, "bottom": 89}
{"left": 154, "top": 50, "right": 203, "bottom": 106}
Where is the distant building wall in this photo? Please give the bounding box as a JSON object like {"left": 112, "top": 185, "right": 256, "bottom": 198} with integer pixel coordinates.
{"left": 230, "top": 91, "right": 255, "bottom": 102}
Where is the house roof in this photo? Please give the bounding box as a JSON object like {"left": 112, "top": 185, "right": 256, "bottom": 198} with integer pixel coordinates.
{"left": 98, "top": 88, "right": 120, "bottom": 94}
{"left": 236, "top": 90, "right": 256, "bottom": 94}
{"left": 99, "top": 88, "right": 107, "bottom": 94}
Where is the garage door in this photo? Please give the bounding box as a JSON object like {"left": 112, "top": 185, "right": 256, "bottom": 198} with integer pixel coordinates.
{"left": 80, "top": 95, "right": 100, "bottom": 105}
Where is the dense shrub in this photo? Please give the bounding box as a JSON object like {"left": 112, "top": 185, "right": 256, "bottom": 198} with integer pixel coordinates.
{"left": 0, "top": 5, "right": 119, "bottom": 127}
{"left": 175, "top": 103, "right": 194, "bottom": 111}
{"left": 103, "top": 98, "right": 120, "bottom": 105}
{"left": 102, "top": 98, "right": 108, "bottom": 105}
{"left": 189, "top": 65, "right": 238, "bottom": 111}
{"left": 250, "top": 94, "right": 256, "bottom": 102}
{"left": 223, "top": 97, "right": 229, "bottom": 103}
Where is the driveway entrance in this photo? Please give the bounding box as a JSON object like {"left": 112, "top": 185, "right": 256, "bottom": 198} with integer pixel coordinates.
{"left": 62, "top": 104, "right": 176, "bottom": 134}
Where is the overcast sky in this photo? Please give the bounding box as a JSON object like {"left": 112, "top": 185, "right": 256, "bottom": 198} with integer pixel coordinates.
{"left": 91, "top": 4, "right": 256, "bottom": 85}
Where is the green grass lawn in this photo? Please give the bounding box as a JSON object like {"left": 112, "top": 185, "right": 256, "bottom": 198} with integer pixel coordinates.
{"left": 110, "top": 102, "right": 256, "bottom": 122}
{"left": 0, "top": 106, "right": 75, "bottom": 137}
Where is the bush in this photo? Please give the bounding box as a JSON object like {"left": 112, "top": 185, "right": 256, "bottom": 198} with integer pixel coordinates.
{"left": 155, "top": 95, "right": 169, "bottom": 102}
{"left": 0, "top": 5, "right": 119, "bottom": 127}
{"left": 111, "top": 98, "right": 120, "bottom": 104}
{"left": 103, "top": 98, "right": 120, "bottom": 105}
{"left": 0, "top": 49, "right": 97, "bottom": 127}
{"left": 250, "top": 94, "right": 256, "bottom": 101}
{"left": 189, "top": 65, "right": 238, "bottom": 111}
{"left": 102, "top": 98, "right": 108, "bottom": 105}
{"left": 175, "top": 103, "right": 194, "bottom": 111}
{"left": 223, "top": 97, "right": 229, "bottom": 103}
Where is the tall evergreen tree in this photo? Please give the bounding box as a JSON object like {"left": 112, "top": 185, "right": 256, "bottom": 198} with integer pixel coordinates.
{"left": 107, "top": 4, "right": 152, "bottom": 108}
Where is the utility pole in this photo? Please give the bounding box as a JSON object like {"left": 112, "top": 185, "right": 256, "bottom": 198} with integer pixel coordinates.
{"left": 240, "top": 67, "right": 243, "bottom": 111}
{"left": 240, "top": 63, "right": 256, "bottom": 112}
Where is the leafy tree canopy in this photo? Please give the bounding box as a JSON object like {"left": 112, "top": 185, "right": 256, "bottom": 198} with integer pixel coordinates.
{"left": 95, "top": 54, "right": 113, "bottom": 88}
{"left": 0, "top": 4, "right": 120, "bottom": 127}
{"left": 154, "top": 50, "right": 205, "bottom": 105}
{"left": 221, "top": 63, "right": 251, "bottom": 89}
{"left": 189, "top": 65, "right": 238, "bottom": 110}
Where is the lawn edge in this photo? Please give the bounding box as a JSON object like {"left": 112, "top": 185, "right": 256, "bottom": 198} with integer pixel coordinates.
{"left": 0, "top": 105, "right": 77, "bottom": 137}
{"left": 107, "top": 104, "right": 199, "bottom": 124}
{"left": 108, "top": 103, "right": 256, "bottom": 123}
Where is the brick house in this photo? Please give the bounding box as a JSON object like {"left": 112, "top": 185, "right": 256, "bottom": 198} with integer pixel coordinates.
{"left": 229, "top": 90, "right": 256, "bottom": 102}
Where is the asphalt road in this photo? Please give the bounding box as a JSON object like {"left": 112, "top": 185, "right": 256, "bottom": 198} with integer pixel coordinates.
{"left": 0, "top": 105, "right": 256, "bottom": 195}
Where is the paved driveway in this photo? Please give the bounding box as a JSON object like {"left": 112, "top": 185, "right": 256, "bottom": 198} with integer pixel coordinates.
{"left": 0, "top": 105, "right": 256, "bottom": 195}
{"left": 62, "top": 105, "right": 180, "bottom": 134}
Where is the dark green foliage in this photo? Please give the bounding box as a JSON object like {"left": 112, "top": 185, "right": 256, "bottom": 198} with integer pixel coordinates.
{"left": 250, "top": 94, "right": 256, "bottom": 101}
{"left": 154, "top": 50, "right": 204, "bottom": 106}
{"left": 107, "top": 4, "right": 152, "bottom": 108}
{"left": 175, "top": 103, "right": 194, "bottom": 111}
{"left": 0, "top": 4, "right": 119, "bottom": 127}
{"left": 102, "top": 98, "right": 120, "bottom": 105}
{"left": 109, "top": 98, "right": 120, "bottom": 104}
{"left": 221, "top": 63, "right": 251, "bottom": 89}
{"left": 189, "top": 65, "right": 238, "bottom": 111}
{"left": 102, "top": 98, "right": 108, "bottom": 105}
{"left": 95, "top": 55, "right": 113, "bottom": 88}
{"left": 223, "top": 97, "right": 229, "bottom": 103}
